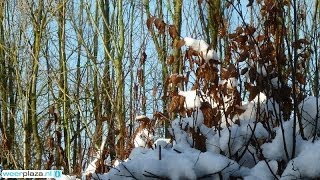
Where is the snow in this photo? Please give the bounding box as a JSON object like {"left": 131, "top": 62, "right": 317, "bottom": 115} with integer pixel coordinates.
{"left": 183, "top": 37, "right": 218, "bottom": 62}
{"left": 235, "top": 93, "right": 280, "bottom": 125}
{"left": 184, "top": 37, "right": 210, "bottom": 53}
{"left": 84, "top": 94, "right": 320, "bottom": 179}
{"left": 178, "top": 90, "right": 201, "bottom": 109}
{"left": 261, "top": 120, "right": 306, "bottom": 161}
{"left": 79, "top": 29, "right": 320, "bottom": 180}
{"left": 57, "top": 175, "right": 78, "bottom": 180}
{"left": 134, "top": 128, "right": 154, "bottom": 148}
{"left": 193, "top": 152, "right": 244, "bottom": 179}
{"left": 281, "top": 140, "right": 320, "bottom": 179}
{"left": 84, "top": 158, "right": 98, "bottom": 175}
{"left": 136, "top": 115, "right": 149, "bottom": 120}
{"left": 244, "top": 160, "right": 278, "bottom": 180}
{"left": 299, "top": 96, "right": 320, "bottom": 139}
{"left": 102, "top": 147, "right": 198, "bottom": 180}
{"left": 153, "top": 138, "right": 172, "bottom": 149}
{"left": 219, "top": 122, "right": 268, "bottom": 156}
{"left": 270, "top": 77, "right": 281, "bottom": 89}
{"left": 99, "top": 145, "right": 245, "bottom": 180}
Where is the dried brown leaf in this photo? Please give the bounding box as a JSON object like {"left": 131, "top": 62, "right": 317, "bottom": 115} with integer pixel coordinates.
{"left": 296, "top": 73, "right": 306, "bottom": 85}
{"left": 249, "top": 86, "right": 260, "bottom": 101}
{"left": 140, "top": 52, "right": 147, "bottom": 65}
{"left": 167, "top": 55, "right": 174, "bottom": 65}
{"left": 47, "top": 137, "right": 54, "bottom": 149}
{"left": 176, "top": 39, "right": 185, "bottom": 49}
{"left": 146, "top": 16, "right": 155, "bottom": 30}
{"left": 169, "top": 25, "right": 179, "bottom": 39}
{"left": 154, "top": 18, "right": 166, "bottom": 34}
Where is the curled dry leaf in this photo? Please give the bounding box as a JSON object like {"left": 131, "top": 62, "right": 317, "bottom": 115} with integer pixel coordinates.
{"left": 167, "top": 55, "right": 174, "bottom": 65}
{"left": 245, "top": 26, "right": 256, "bottom": 35}
{"left": 235, "top": 35, "right": 248, "bottom": 45}
{"left": 219, "top": 27, "right": 227, "bottom": 37}
{"left": 235, "top": 27, "right": 244, "bottom": 35}
{"left": 153, "top": 111, "right": 167, "bottom": 125}
{"left": 100, "top": 116, "right": 108, "bottom": 122}
{"left": 137, "top": 68, "right": 144, "bottom": 85}
{"left": 200, "top": 102, "right": 216, "bottom": 127}
{"left": 146, "top": 16, "right": 155, "bottom": 31}
{"left": 292, "top": 39, "right": 310, "bottom": 49}
{"left": 48, "top": 105, "right": 55, "bottom": 115}
{"left": 249, "top": 85, "right": 260, "bottom": 101}
{"left": 142, "top": 95, "right": 147, "bottom": 109}
{"left": 152, "top": 84, "right": 158, "bottom": 97}
{"left": 169, "top": 74, "right": 185, "bottom": 85}
{"left": 134, "top": 83, "right": 138, "bottom": 99}
{"left": 296, "top": 72, "right": 306, "bottom": 85}
{"left": 45, "top": 118, "right": 53, "bottom": 130}
{"left": 209, "top": 59, "right": 220, "bottom": 64}
{"left": 154, "top": 18, "right": 166, "bottom": 34}
{"left": 168, "top": 95, "right": 185, "bottom": 113}
{"left": 249, "top": 67, "right": 257, "bottom": 82}
{"left": 56, "top": 130, "right": 62, "bottom": 145}
{"left": 238, "top": 51, "right": 249, "bottom": 62}
{"left": 95, "top": 159, "right": 104, "bottom": 174}
{"left": 169, "top": 25, "right": 179, "bottom": 39}
{"left": 47, "top": 137, "right": 54, "bottom": 149}
{"left": 228, "top": 33, "right": 237, "bottom": 39}
{"left": 256, "top": 34, "right": 265, "bottom": 42}
{"left": 140, "top": 52, "right": 147, "bottom": 65}
{"left": 221, "top": 68, "right": 230, "bottom": 80}
{"left": 228, "top": 64, "right": 238, "bottom": 77}
{"left": 176, "top": 39, "right": 185, "bottom": 49}
{"left": 185, "top": 48, "right": 199, "bottom": 66}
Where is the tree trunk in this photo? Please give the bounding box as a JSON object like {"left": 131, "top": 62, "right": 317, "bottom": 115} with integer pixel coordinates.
{"left": 29, "top": 2, "right": 44, "bottom": 168}
{"left": 92, "top": 1, "right": 103, "bottom": 151}
{"left": 172, "top": 0, "right": 183, "bottom": 74}
{"left": 207, "top": 1, "right": 220, "bottom": 49}
{"left": 101, "top": 0, "right": 116, "bottom": 161}
{"left": 0, "top": 0, "right": 10, "bottom": 168}
{"left": 115, "top": 0, "right": 126, "bottom": 159}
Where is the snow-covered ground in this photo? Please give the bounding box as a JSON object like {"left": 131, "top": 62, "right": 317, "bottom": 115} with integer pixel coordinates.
{"left": 78, "top": 92, "right": 320, "bottom": 179}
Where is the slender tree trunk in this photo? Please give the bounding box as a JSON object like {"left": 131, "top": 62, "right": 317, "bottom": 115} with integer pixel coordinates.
{"left": 73, "top": 0, "right": 84, "bottom": 173}
{"left": 29, "top": 3, "right": 44, "bottom": 168}
{"left": 115, "top": 0, "right": 125, "bottom": 159}
{"left": 92, "top": 1, "right": 103, "bottom": 150}
{"left": 129, "top": 1, "right": 135, "bottom": 139}
{"left": 0, "top": 0, "right": 7, "bottom": 157}
{"left": 101, "top": 0, "right": 115, "bottom": 161}
{"left": 58, "top": 0, "right": 71, "bottom": 172}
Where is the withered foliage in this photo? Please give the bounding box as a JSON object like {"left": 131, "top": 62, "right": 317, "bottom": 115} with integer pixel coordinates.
{"left": 141, "top": 0, "right": 312, "bottom": 155}
{"left": 44, "top": 105, "right": 70, "bottom": 172}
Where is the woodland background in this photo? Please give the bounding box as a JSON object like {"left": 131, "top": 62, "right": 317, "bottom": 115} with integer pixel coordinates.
{"left": 0, "top": 0, "right": 320, "bottom": 178}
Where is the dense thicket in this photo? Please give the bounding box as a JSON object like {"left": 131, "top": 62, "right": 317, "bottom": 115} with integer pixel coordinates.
{"left": 0, "top": 0, "right": 319, "bottom": 178}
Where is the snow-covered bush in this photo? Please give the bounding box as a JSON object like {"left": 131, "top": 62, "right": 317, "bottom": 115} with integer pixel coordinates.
{"left": 299, "top": 96, "right": 320, "bottom": 139}
{"left": 83, "top": 2, "right": 320, "bottom": 179}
